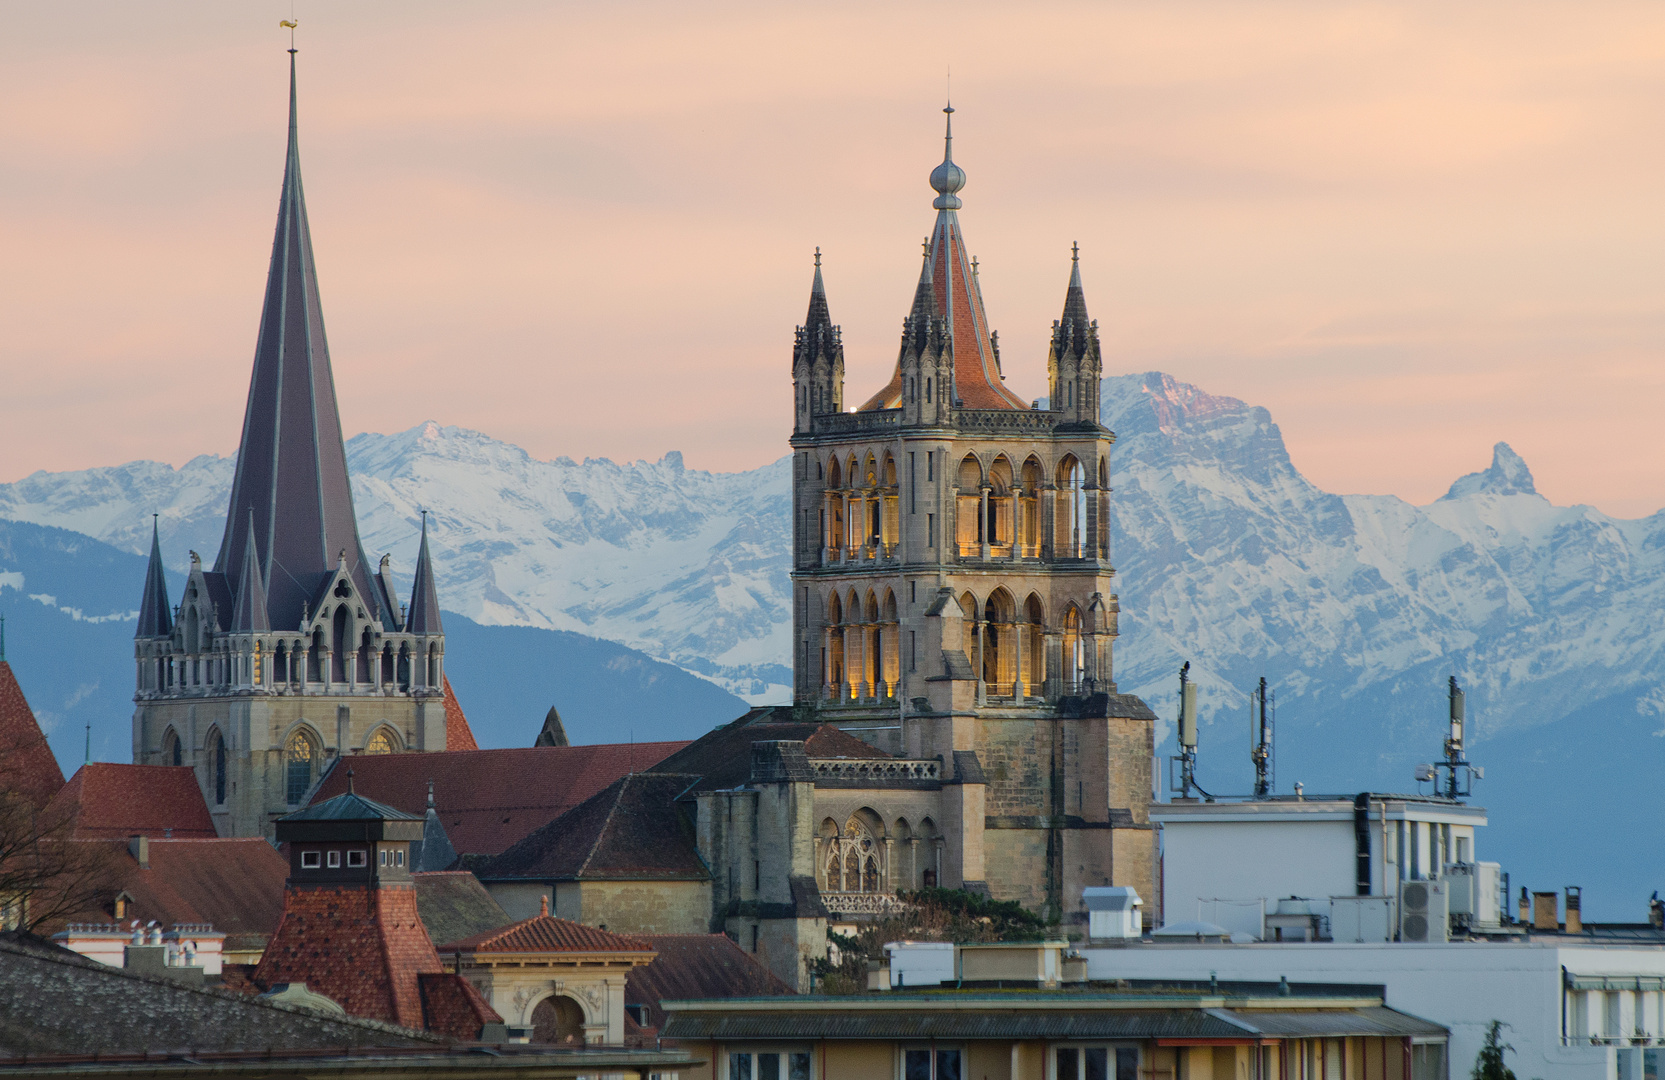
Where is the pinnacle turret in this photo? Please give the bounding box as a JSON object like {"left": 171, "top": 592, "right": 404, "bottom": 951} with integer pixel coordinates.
{"left": 136, "top": 516, "right": 173, "bottom": 640}
{"left": 231, "top": 512, "right": 271, "bottom": 633}
{"left": 404, "top": 514, "right": 443, "bottom": 635}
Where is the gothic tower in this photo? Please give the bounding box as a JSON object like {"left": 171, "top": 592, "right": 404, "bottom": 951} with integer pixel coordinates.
{"left": 132, "top": 54, "right": 454, "bottom": 840}
{"left": 788, "top": 107, "right": 1158, "bottom": 920}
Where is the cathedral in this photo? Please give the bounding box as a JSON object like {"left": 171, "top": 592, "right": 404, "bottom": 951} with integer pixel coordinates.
{"left": 130, "top": 55, "right": 467, "bottom": 840}
{"left": 783, "top": 104, "right": 1159, "bottom": 923}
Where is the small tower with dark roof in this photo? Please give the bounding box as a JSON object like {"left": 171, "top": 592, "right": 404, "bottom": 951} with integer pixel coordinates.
{"left": 1049, "top": 243, "right": 1102, "bottom": 424}
{"left": 792, "top": 249, "right": 844, "bottom": 435}
{"left": 131, "top": 51, "right": 455, "bottom": 841}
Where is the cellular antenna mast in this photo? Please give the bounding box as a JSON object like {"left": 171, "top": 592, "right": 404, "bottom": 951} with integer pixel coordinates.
{"left": 1417, "top": 675, "right": 1483, "bottom": 799}
{"left": 1251, "top": 676, "right": 1274, "bottom": 798}
{"left": 1169, "top": 662, "right": 1211, "bottom": 800}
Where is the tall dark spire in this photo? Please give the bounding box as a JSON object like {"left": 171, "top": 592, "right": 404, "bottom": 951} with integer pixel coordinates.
{"left": 231, "top": 512, "right": 271, "bottom": 633}
{"left": 136, "top": 516, "right": 173, "bottom": 639}
{"left": 794, "top": 248, "right": 839, "bottom": 368}
{"left": 212, "top": 52, "right": 383, "bottom": 631}
{"left": 404, "top": 513, "right": 443, "bottom": 635}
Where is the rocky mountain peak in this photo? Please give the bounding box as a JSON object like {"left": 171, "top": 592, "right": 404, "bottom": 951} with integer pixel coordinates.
{"left": 1443, "top": 442, "right": 1537, "bottom": 500}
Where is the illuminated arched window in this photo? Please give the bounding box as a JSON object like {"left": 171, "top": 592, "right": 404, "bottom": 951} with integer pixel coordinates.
{"left": 365, "top": 729, "right": 397, "bottom": 755}
{"left": 285, "top": 730, "right": 317, "bottom": 805}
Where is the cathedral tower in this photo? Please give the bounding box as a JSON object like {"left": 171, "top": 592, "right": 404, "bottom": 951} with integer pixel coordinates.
{"left": 132, "top": 54, "right": 455, "bottom": 840}
{"left": 789, "top": 107, "right": 1157, "bottom": 919}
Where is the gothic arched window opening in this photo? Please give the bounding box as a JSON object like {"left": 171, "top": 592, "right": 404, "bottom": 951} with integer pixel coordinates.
{"left": 209, "top": 729, "right": 227, "bottom": 805}
{"left": 163, "top": 729, "right": 182, "bottom": 767}
{"left": 285, "top": 730, "right": 316, "bottom": 805}
{"left": 331, "top": 606, "right": 349, "bottom": 683}
{"left": 365, "top": 728, "right": 397, "bottom": 755}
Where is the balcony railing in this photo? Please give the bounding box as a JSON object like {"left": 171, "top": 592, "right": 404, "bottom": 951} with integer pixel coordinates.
{"left": 809, "top": 758, "right": 941, "bottom": 783}
{"left": 822, "top": 891, "right": 910, "bottom": 917}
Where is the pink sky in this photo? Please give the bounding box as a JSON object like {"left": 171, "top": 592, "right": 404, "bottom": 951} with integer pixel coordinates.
{"left": 3, "top": 2, "right": 1663, "bottom": 515}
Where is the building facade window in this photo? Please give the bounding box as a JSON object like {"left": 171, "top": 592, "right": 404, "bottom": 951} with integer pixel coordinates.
{"left": 211, "top": 731, "right": 227, "bottom": 805}
{"left": 365, "top": 729, "right": 397, "bottom": 755}
{"left": 285, "top": 730, "right": 316, "bottom": 805}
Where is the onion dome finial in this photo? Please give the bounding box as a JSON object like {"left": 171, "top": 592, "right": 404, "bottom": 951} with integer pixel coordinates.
{"left": 930, "top": 103, "right": 966, "bottom": 210}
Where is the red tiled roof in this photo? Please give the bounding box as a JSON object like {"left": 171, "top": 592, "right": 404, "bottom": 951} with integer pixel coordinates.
{"left": 442, "top": 676, "right": 477, "bottom": 752}
{"left": 626, "top": 934, "right": 794, "bottom": 1029}
{"left": 44, "top": 763, "right": 216, "bottom": 839}
{"left": 308, "top": 741, "right": 688, "bottom": 857}
{"left": 254, "top": 885, "right": 444, "bottom": 1030}
{"left": 477, "top": 773, "right": 708, "bottom": 883}
{"left": 0, "top": 661, "right": 66, "bottom": 810}
{"left": 418, "top": 972, "right": 501, "bottom": 1040}
{"left": 440, "top": 913, "right": 653, "bottom": 955}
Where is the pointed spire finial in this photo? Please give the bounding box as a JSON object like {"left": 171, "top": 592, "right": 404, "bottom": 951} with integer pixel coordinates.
{"left": 427, "top": 779, "right": 436, "bottom": 810}
{"left": 347, "top": 768, "right": 355, "bottom": 794}
{"left": 540, "top": 894, "right": 550, "bottom": 918}
{"left": 813, "top": 247, "right": 821, "bottom": 268}
{"left": 1072, "top": 241, "right": 1079, "bottom": 264}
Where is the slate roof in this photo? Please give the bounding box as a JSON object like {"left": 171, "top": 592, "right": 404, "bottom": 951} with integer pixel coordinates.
{"left": 625, "top": 935, "right": 794, "bottom": 1030}
{"left": 43, "top": 764, "right": 216, "bottom": 839}
{"left": 0, "top": 931, "right": 439, "bottom": 1055}
{"left": 478, "top": 773, "right": 708, "bottom": 883}
{"left": 307, "top": 742, "right": 688, "bottom": 857}
{"left": 442, "top": 677, "right": 477, "bottom": 752}
{"left": 440, "top": 913, "right": 653, "bottom": 955}
{"left": 650, "top": 711, "right": 888, "bottom": 795}
{"left": 135, "top": 518, "right": 173, "bottom": 639}
{"left": 209, "top": 53, "right": 388, "bottom": 632}
{"left": 282, "top": 789, "right": 418, "bottom": 823}
{"left": 37, "top": 838, "right": 288, "bottom": 951}
{"left": 405, "top": 517, "right": 442, "bottom": 635}
{"left": 412, "top": 872, "right": 511, "bottom": 948}
{"left": 0, "top": 662, "right": 65, "bottom": 811}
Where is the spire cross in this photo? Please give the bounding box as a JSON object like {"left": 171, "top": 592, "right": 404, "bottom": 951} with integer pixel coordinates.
{"left": 922, "top": 236, "right": 931, "bottom": 257}
{"left": 1072, "top": 241, "right": 1080, "bottom": 263}
{"left": 814, "top": 247, "right": 821, "bottom": 268}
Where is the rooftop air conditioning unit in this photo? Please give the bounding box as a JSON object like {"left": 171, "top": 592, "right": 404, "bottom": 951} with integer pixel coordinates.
{"left": 1443, "top": 862, "right": 1502, "bottom": 928}
{"left": 1400, "top": 880, "right": 1449, "bottom": 943}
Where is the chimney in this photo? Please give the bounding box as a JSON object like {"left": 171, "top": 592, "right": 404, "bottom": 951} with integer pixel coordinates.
{"left": 1518, "top": 887, "right": 1530, "bottom": 924}
{"left": 1565, "top": 886, "right": 1582, "bottom": 934}
{"left": 1649, "top": 892, "right": 1663, "bottom": 930}
{"left": 128, "top": 835, "right": 149, "bottom": 869}
{"left": 1532, "top": 890, "right": 1559, "bottom": 931}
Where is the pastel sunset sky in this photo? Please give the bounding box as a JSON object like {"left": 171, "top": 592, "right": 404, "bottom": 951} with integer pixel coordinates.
{"left": 3, "top": 2, "right": 1662, "bottom": 515}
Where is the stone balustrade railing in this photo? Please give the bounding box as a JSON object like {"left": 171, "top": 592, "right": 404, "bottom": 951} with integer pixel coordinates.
{"left": 809, "top": 758, "right": 941, "bottom": 783}
{"left": 821, "top": 891, "right": 911, "bottom": 917}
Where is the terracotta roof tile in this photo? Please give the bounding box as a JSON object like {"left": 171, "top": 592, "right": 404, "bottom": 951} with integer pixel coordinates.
{"left": 418, "top": 971, "right": 501, "bottom": 1039}
{"left": 440, "top": 913, "right": 653, "bottom": 955}
{"left": 44, "top": 763, "right": 216, "bottom": 840}
{"left": 253, "top": 884, "right": 443, "bottom": 1030}
{"left": 0, "top": 661, "right": 66, "bottom": 810}
{"left": 477, "top": 773, "right": 708, "bottom": 883}
{"left": 626, "top": 934, "right": 794, "bottom": 1029}
{"left": 442, "top": 677, "right": 477, "bottom": 752}
{"left": 308, "top": 742, "right": 687, "bottom": 857}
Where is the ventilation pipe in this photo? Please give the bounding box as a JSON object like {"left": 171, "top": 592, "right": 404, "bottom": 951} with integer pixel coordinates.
{"left": 1352, "top": 794, "right": 1373, "bottom": 896}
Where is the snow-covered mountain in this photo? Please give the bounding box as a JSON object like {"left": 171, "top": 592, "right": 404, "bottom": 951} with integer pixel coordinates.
{"left": 3, "top": 372, "right": 1661, "bottom": 738}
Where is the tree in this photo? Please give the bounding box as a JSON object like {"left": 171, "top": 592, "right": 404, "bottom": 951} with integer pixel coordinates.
{"left": 1472, "top": 1020, "right": 1517, "bottom": 1080}
{"left": 809, "top": 887, "right": 1050, "bottom": 994}
{"left": 0, "top": 728, "right": 115, "bottom": 934}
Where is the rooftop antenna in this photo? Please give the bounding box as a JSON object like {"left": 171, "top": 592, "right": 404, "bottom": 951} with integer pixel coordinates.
{"left": 0, "top": 613, "right": 6, "bottom": 661}
{"left": 1168, "top": 662, "right": 1212, "bottom": 800}
{"left": 1251, "top": 677, "right": 1274, "bottom": 799}
{"left": 1417, "top": 675, "right": 1482, "bottom": 799}
{"left": 84, "top": 722, "right": 91, "bottom": 766}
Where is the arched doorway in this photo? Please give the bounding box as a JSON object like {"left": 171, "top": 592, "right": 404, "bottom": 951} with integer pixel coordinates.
{"left": 530, "top": 995, "right": 585, "bottom": 1044}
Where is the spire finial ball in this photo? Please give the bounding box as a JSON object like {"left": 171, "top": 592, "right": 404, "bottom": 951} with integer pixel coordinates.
{"left": 929, "top": 101, "right": 966, "bottom": 209}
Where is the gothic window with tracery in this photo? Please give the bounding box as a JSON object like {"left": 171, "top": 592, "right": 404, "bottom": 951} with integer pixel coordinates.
{"left": 824, "top": 817, "right": 883, "bottom": 893}
{"left": 285, "top": 730, "right": 316, "bottom": 805}
{"left": 365, "top": 729, "right": 397, "bottom": 755}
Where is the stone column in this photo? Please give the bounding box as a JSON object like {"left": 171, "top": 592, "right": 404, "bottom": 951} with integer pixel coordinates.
{"left": 1010, "top": 487, "right": 1022, "bottom": 559}
{"left": 979, "top": 485, "right": 991, "bottom": 560}
{"left": 973, "top": 620, "right": 986, "bottom": 706}
{"left": 907, "top": 837, "right": 920, "bottom": 889}
{"left": 883, "top": 837, "right": 896, "bottom": 893}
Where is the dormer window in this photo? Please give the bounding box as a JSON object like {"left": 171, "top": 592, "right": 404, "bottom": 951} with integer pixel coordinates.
{"left": 347, "top": 850, "right": 367, "bottom": 868}
{"left": 327, "top": 850, "right": 341, "bottom": 869}
{"left": 301, "top": 850, "right": 321, "bottom": 869}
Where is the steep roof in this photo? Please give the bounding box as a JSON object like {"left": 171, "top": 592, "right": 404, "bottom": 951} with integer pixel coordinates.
{"left": 135, "top": 517, "right": 173, "bottom": 639}
{"left": 858, "top": 106, "right": 1028, "bottom": 413}
{"left": 649, "top": 711, "right": 888, "bottom": 795}
{"left": 283, "top": 788, "right": 418, "bottom": 823}
{"left": 404, "top": 515, "right": 443, "bottom": 635}
{"left": 477, "top": 773, "right": 708, "bottom": 883}
{"left": 442, "top": 676, "right": 477, "bottom": 751}
{"left": 0, "top": 661, "right": 66, "bottom": 811}
{"left": 37, "top": 838, "right": 288, "bottom": 952}
{"left": 412, "top": 872, "right": 511, "bottom": 948}
{"left": 230, "top": 514, "right": 271, "bottom": 632}
{"left": 44, "top": 763, "right": 216, "bottom": 839}
{"left": 210, "top": 53, "right": 386, "bottom": 632}
{"left": 440, "top": 912, "right": 654, "bottom": 955}
{"left": 0, "top": 932, "right": 440, "bottom": 1055}
{"left": 307, "top": 741, "right": 688, "bottom": 857}
{"left": 625, "top": 934, "right": 794, "bottom": 1030}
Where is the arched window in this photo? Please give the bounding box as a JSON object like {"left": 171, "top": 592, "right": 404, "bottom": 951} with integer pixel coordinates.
{"left": 1063, "top": 607, "right": 1084, "bottom": 693}
{"left": 358, "top": 629, "right": 373, "bottom": 684}
{"left": 531, "top": 996, "right": 585, "bottom": 1045}
{"left": 331, "top": 606, "right": 349, "bottom": 683}
{"left": 274, "top": 644, "right": 288, "bottom": 684}
{"left": 824, "top": 814, "right": 884, "bottom": 894}
{"left": 285, "top": 730, "right": 317, "bottom": 805}
{"left": 209, "top": 730, "right": 227, "bottom": 805}
{"left": 163, "top": 729, "right": 182, "bottom": 767}
{"left": 426, "top": 645, "right": 439, "bottom": 688}
{"left": 1056, "top": 456, "right": 1086, "bottom": 557}
{"left": 365, "top": 728, "right": 398, "bottom": 755}
{"left": 397, "top": 644, "right": 411, "bottom": 691}
{"left": 307, "top": 629, "right": 324, "bottom": 683}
